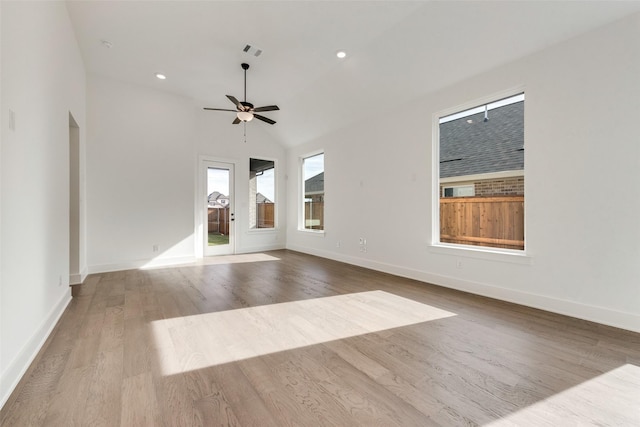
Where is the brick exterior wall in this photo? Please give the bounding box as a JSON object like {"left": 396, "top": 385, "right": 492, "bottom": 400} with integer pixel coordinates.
{"left": 440, "top": 176, "right": 524, "bottom": 197}
{"left": 474, "top": 177, "right": 524, "bottom": 196}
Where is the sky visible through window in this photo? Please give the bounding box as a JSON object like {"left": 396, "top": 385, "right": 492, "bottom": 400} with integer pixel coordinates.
{"left": 439, "top": 93, "right": 524, "bottom": 124}
{"left": 208, "top": 166, "right": 276, "bottom": 202}
{"left": 208, "top": 168, "right": 229, "bottom": 197}
{"left": 304, "top": 153, "right": 324, "bottom": 180}
{"left": 256, "top": 167, "right": 275, "bottom": 202}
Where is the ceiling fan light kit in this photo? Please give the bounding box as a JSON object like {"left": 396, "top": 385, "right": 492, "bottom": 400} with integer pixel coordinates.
{"left": 204, "top": 63, "right": 279, "bottom": 126}
{"left": 237, "top": 111, "right": 254, "bottom": 122}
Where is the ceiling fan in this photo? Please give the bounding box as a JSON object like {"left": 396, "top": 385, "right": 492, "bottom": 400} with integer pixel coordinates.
{"left": 204, "top": 63, "right": 279, "bottom": 125}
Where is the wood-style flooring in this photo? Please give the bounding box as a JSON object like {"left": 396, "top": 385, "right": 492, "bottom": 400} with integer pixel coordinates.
{"left": 2, "top": 250, "right": 639, "bottom": 426}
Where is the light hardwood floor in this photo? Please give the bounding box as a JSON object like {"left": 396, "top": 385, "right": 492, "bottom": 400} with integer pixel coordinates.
{"left": 2, "top": 250, "right": 639, "bottom": 426}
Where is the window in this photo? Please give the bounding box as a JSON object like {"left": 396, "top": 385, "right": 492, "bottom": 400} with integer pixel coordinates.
{"left": 301, "top": 152, "right": 324, "bottom": 231}
{"left": 249, "top": 158, "right": 275, "bottom": 229}
{"left": 437, "top": 93, "right": 525, "bottom": 251}
{"left": 442, "top": 185, "right": 475, "bottom": 198}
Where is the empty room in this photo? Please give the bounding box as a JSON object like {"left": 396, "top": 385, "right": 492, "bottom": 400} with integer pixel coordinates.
{"left": 1, "top": 1, "right": 639, "bottom": 425}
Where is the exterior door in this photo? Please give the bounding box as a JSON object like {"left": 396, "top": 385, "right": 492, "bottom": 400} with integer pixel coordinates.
{"left": 204, "top": 161, "right": 235, "bottom": 256}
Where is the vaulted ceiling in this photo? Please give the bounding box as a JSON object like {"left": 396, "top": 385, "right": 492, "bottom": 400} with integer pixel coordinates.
{"left": 66, "top": 1, "right": 640, "bottom": 147}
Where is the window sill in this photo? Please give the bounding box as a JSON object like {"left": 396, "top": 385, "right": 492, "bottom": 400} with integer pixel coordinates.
{"left": 428, "top": 242, "right": 532, "bottom": 265}
{"left": 248, "top": 228, "right": 278, "bottom": 234}
{"left": 298, "top": 228, "right": 325, "bottom": 237}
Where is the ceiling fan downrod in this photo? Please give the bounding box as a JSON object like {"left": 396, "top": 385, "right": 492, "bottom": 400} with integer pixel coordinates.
{"left": 242, "top": 63, "right": 249, "bottom": 103}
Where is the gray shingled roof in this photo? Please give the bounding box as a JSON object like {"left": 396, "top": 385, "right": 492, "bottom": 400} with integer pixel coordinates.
{"left": 439, "top": 101, "right": 524, "bottom": 179}
{"left": 305, "top": 172, "right": 324, "bottom": 194}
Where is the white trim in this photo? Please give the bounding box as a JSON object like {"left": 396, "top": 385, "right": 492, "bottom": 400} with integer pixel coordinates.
{"left": 436, "top": 87, "right": 526, "bottom": 123}
{"left": 247, "top": 228, "right": 279, "bottom": 234}
{"left": 297, "top": 228, "right": 326, "bottom": 236}
{"left": 201, "top": 158, "right": 236, "bottom": 257}
{"left": 300, "top": 149, "right": 325, "bottom": 232}
{"left": 1, "top": 291, "right": 72, "bottom": 409}
{"left": 432, "top": 86, "right": 526, "bottom": 253}
{"left": 285, "top": 245, "right": 639, "bottom": 333}
{"left": 88, "top": 256, "right": 197, "bottom": 274}
{"left": 235, "top": 243, "right": 286, "bottom": 254}
{"left": 249, "top": 156, "right": 278, "bottom": 230}
{"left": 440, "top": 170, "right": 524, "bottom": 184}
{"left": 428, "top": 243, "right": 532, "bottom": 265}
{"left": 69, "top": 267, "right": 88, "bottom": 285}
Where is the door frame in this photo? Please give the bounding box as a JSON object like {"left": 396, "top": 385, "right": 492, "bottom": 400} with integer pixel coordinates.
{"left": 197, "top": 156, "right": 236, "bottom": 257}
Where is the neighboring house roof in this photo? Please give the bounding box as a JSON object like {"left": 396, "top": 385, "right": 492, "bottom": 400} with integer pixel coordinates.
{"left": 208, "top": 191, "right": 224, "bottom": 202}
{"left": 305, "top": 172, "right": 324, "bottom": 194}
{"left": 439, "top": 101, "right": 524, "bottom": 179}
{"left": 256, "top": 192, "right": 272, "bottom": 204}
{"left": 208, "top": 191, "right": 228, "bottom": 208}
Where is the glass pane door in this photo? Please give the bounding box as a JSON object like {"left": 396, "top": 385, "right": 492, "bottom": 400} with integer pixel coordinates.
{"left": 204, "top": 161, "right": 234, "bottom": 256}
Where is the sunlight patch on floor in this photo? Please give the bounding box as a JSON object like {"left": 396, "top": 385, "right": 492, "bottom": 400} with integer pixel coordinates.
{"left": 141, "top": 252, "right": 280, "bottom": 270}
{"left": 150, "top": 290, "right": 456, "bottom": 376}
{"left": 195, "top": 252, "right": 281, "bottom": 265}
{"left": 486, "top": 363, "right": 640, "bottom": 426}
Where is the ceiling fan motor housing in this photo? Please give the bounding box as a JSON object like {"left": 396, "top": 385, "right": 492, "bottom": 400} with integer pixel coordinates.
{"left": 240, "top": 101, "right": 254, "bottom": 111}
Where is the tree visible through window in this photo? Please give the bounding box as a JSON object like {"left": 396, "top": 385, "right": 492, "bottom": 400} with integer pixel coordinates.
{"left": 302, "top": 153, "right": 324, "bottom": 231}
{"left": 438, "top": 93, "right": 525, "bottom": 250}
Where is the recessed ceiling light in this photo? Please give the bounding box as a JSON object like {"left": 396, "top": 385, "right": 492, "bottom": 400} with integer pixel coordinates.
{"left": 336, "top": 51, "right": 347, "bottom": 59}
{"left": 155, "top": 73, "right": 166, "bottom": 80}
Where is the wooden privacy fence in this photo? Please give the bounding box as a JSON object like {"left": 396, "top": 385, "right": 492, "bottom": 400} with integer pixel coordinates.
{"left": 208, "top": 207, "right": 229, "bottom": 235}
{"left": 440, "top": 196, "right": 524, "bottom": 250}
{"left": 304, "top": 201, "right": 324, "bottom": 230}
{"left": 256, "top": 203, "right": 275, "bottom": 228}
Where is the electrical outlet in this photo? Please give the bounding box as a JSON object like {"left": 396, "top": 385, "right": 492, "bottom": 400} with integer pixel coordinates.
{"left": 336, "top": 241, "right": 341, "bottom": 248}
{"left": 153, "top": 244, "right": 159, "bottom": 252}
{"left": 58, "top": 275, "right": 63, "bottom": 286}
{"left": 456, "top": 259, "right": 463, "bottom": 269}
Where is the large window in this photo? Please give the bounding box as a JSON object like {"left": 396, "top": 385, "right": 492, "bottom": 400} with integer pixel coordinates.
{"left": 302, "top": 152, "right": 324, "bottom": 231}
{"left": 249, "top": 158, "right": 275, "bottom": 229}
{"left": 437, "top": 93, "right": 525, "bottom": 251}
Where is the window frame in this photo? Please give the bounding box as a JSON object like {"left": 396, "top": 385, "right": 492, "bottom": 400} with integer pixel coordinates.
{"left": 431, "top": 87, "right": 529, "bottom": 260}
{"left": 248, "top": 157, "right": 278, "bottom": 232}
{"left": 298, "top": 150, "right": 325, "bottom": 234}
{"left": 442, "top": 184, "right": 475, "bottom": 198}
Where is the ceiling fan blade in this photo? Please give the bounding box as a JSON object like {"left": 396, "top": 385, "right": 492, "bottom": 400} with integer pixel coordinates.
{"left": 204, "top": 107, "right": 237, "bottom": 112}
{"left": 232, "top": 117, "right": 241, "bottom": 124}
{"left": 254, "top": 114, "right": 276, "bottom": 125}
{"left": 253, "top": 105, "right": 280, "bottom": 112}
{"left": 226, "top": 95, "right": 242, "bottom": 109}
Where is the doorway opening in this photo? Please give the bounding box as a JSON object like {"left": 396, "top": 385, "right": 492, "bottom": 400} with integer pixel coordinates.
{"left": 203, "top": 160, "right": 235, "bottom": 256}
{"left": 69, "top": 113, "right": 80, "bottom": 284}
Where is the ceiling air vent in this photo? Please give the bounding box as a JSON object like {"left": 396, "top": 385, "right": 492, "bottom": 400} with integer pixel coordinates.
{"left": 243, "top": 44, "right": 263, "bottom": 57}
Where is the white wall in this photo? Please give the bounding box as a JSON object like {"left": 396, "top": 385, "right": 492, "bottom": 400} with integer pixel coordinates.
{"left": 195, "top": 106, "right": 287, "bottom": 255}
{"left": 86, "top": 75, "right": 287, "bottom": 272}
{"left": 87, "top": 76, "right": 197, "bottom": 271}
{"left": 1, "top": 1, "right": 86, "bottom": 407}
{"left": 286, "top": 13, "right": 640, "bottom": 332}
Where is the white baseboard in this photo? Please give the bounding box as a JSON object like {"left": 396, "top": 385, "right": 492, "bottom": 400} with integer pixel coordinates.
{"left": 286, "top": 244, "right": 640, "bottom": 334}
{"left": 0, "top": 290, "right": 72, "bottom": 409}
{"left": 88, "top": 247, "right": 288, "bottom": 275}
{"left": 88, "top": 256, "right": 197, "bottom": 274}
{"left": 236, "top": 243, "right": 286, "bottom": 254}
